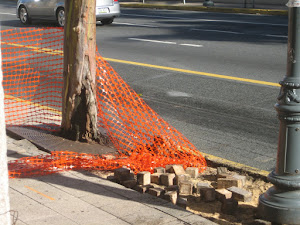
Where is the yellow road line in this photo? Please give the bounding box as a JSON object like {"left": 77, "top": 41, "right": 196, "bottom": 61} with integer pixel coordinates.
{"left": 104, "top": 57, "right": 281, "bottom": 87}
{"left": 25, "top": 185, "right": 55, "bottom": 200}
{"left": 5, "top": 94, "right": 61, "bottom": 115}
{"left": 0, "top": 41, "right": 63, "bottom": 55}
{"left": 1, "top": 40, "right": 280, "bottom": 87}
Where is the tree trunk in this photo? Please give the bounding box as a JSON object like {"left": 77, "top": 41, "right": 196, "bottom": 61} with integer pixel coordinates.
{"left": 61, "top": 0, "right": 99, "bottom": 142}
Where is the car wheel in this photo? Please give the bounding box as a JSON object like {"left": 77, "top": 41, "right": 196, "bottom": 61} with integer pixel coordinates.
{"left": 101, "top": 18, "right": 114, "bottom": 25}
{"left": 19, "top": 6, "right": 31, "bottom": 25}
{"left": 56, "top": 8, "right": 65, "bottom": 27}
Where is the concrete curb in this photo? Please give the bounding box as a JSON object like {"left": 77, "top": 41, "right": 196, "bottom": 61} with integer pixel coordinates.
{"left": 202, "top": 152, "right": 269, "bottom": 182}
{"left": 120, "top": 3, "right": 288, "bottom": 16}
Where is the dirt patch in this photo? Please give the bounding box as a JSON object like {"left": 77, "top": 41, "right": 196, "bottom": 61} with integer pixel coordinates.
{"left": 92, "top": 166, "right": 272, "bottom": 225}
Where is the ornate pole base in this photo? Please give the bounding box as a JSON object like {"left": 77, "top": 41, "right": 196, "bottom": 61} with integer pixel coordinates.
{"left": 259, "top": 186, "right": 300, "bottom": 224}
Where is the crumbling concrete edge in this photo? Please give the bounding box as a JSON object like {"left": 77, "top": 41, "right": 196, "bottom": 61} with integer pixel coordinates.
{"left": 202, "top": 152, "right": 269, "bottom": 182}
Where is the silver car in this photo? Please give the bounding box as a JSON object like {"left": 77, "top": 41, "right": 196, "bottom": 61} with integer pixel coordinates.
{"left": 17, "top": 0, "right": 120, "bottom": 27}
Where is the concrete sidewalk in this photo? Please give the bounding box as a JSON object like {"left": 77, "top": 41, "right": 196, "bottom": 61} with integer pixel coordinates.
{"left": 6, "top": 135, "right": 216, "bottom": 225}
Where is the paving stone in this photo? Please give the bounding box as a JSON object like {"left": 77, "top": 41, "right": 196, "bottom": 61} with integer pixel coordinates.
{"left": 154, "top": 167, "right": 165, "bottom": 173}
{"left": 165, "top": 185, "right": 179, "bottom": 192}
{"left": 177, "top": 197, "right": 188, "bottom": 209}
{"left": 165, "top": 164, "right": 175, "bottom": 172}
{"left": 227, "top": 186, "right": 252, "bottom": 202}
{"left": 175, "top": 174, "right": 191, "bottom": 185}
{"left": 148, "top": 187, "right": 165, "bottom": 197}
{"left": 195, "top": 182, "right": 211, "bottom": 194}
{"left": 221, "top": 198, "right": 238, "bottom": 215}
{"left": 137, "top": 171, "right": 151, "bottom": 185}
{"left": 167, "top": 164, "right": 186, "bottom": 175}
{"left": 107, "top": 175, "right": 118, "bottom": 183}
{"left": 151, "top": 172, "right": 162, "bottom": 184}
{"left": 185, "top": 167, "right": 199, "bottom": 178}
{"left": 179, "top": 181, "right": 193, "bottom": 195}
{"left": 164, "top": 191, "right": 178, "bottom": 205}
{"left": 217, "top": 167, "right": 230, "bottom": 178}
{"left": 114, "top": 167, "right": 132, "bottom": 182}
{"left": 232, "top": 174, "right": 247, "bottom": 187}
{"left": 200, "top": 187, "right": 216, "bottom": 202}
{"left": 134, "top": 184, "right": 154, "bottom": 193}
{"left": 121, "top": 179, "right": 137, "bottom": 189}
{"left": 161, "top": 173, "right": 176, "bottom": 186}
{"left": 217, "top": 177, "right": 242, "bottom": 189}
{"left": 215, "top": 189, "right": 232, "bottom": 202}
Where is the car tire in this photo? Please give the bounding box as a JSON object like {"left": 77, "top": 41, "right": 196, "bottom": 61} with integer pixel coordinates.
{"left": 18, "top": 6, "right": 31, "bottom": 25}
{"left": 56, "top": 8, "right": 65, "bottom": 27}
{"left": 101, "top": 18, "right": 114, "bottom": 25}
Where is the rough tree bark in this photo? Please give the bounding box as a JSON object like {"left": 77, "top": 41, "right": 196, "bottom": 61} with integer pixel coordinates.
{"left": 61, "top": 0, "right": 99, "bottom": 142}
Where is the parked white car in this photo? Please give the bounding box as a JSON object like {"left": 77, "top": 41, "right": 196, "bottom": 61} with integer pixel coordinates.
{"left": 17, "top": 0, "right": 120, "bottom": 27}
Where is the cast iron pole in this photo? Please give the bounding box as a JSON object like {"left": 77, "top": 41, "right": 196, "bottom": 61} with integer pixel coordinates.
{"left": 258, "top": 2, "right": 300, "bottom": 224}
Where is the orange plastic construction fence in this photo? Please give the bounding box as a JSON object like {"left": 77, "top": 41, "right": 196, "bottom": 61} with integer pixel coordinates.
{"left": 1, "top": 28, "right": 206, "bottom": 178}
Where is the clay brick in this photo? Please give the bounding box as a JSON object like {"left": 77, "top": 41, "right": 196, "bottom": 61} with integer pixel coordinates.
{"left": 195, "top": 182, "right": 211, "bottom": 194}
{"left": 165, "top": 164, "right": 175, "bottom": 171}
{"left": 149, "top": 188, "right": 165, "bottom": 197}
{"left": 161, "top": 173, "right": 175, "bottom": 187}
{"left": 185, "top": 167, "right": 199, "bottom": 178}
{"left": 217, "top": 177, "right": 242, "bottom": 189}
{"left": 114, "top": 167, "right": 133, "bottom": 182}
{"left": 154, "top": 167, "right": 165, "bottom": 173}
{"left": 175, "top": 174, "right": 191, "bottom": 185}
{"left": 107, "top": 175, "right": 117, "bottom": 183}
{"left": 121, "top": 179, "right": 137, "bottom": 189}
{"left": 151, "top": 173, "right": 162, "bottom": 184}
{"left": 165, "top": 185, "right": 179, "bottom": 192}
{"left": 137, "top": 171, "right": 151, "bottom": 185}
{"left": 179, "top": 181, "right": 193, "bottom": 196}
{"left": 177, "top": 197, "right": 187, "bottom": 209}
{"left": 164, "top": 191, "right": 178, "bottom": 205}
{"left": 200, "top": 187, "right": 216, "bottom": 202}
{"left": 227, "top": 186, "right": 252, "bottom": 202}
{"left": 135, "top": 184, "right": 154, "bottom": 193}
{"left": 221, "top": 198, "right": 238, "bottom": 215}
{"left": 215, "top": 189, "right": 232, "bottom": 202}
{"left": 167, "top": 165, "right": 186, "bottom": 175}
{"left": 217, "top": 167, "right": 230, "bottom": 178}
{"left": 232, "top": 174, "right": 247, "bottom": 187}
{"left": 217, "top": 167, "right": 228, "bottom": 175}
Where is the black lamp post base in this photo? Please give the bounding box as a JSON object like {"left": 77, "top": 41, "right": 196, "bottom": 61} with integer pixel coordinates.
{"left": 259, "top": 186, "right": 300, "bottom": 224}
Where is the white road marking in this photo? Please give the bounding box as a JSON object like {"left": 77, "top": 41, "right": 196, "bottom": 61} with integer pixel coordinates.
{"left": 0, "top": 12, "right": 16, "bottom": 16}
{"left": 129, "top": 38, "right": 203, "bottom": 48}
{"left": 122, "top": 13, "right": 288, "bottom": 27}
{"left": 129, "top": 38, "right": 177, "bottom": 45}
{"left": 264, "top": 34, "right": 288, "bottom": 38}
{"left": 179, "top": 43, "right": 203, "bottom": 47}
{"left": 113, "top": 22, "right": 159, "bottom": 28}
{"left": 191, "top": 28, "right": 243, "bottom": 35}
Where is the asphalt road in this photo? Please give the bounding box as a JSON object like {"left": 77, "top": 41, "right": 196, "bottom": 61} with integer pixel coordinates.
{"left": 0, "top": 1, "right": 289, "bottom": 171}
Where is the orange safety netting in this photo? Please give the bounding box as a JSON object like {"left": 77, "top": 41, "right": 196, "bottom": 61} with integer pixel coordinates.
{"left": 1, "top": 27, "right": 206, "bottom": 178}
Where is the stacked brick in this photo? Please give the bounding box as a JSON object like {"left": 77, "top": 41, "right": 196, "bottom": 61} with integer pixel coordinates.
{"left": 111, "top": 165, "right": 252, "bottom": 214}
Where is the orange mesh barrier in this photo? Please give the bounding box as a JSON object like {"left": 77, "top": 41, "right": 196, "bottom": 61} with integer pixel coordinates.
{"left": 1, "top": 28, "right": 206, "bottom": 178}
